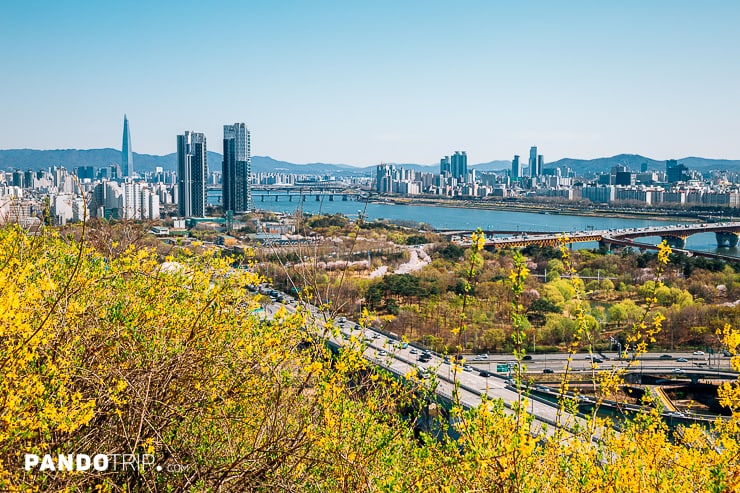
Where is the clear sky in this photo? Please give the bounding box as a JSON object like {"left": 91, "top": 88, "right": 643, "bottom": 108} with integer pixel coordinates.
{"left": 1, "top": 0, "right": 738, "bottom": 166}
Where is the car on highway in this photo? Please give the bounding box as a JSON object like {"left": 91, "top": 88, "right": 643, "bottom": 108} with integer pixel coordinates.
{"left": 659, "top": 354, "right": 673, "bottom": 359}
{"left": 673, "top": 368, "right": 684, "bottom": 373}
{"left": 409, "top": 348, "right": 418, "bottom": 354}
{"left": 676, "top": 357, "right": 688, "bottom": 362}
{"left": 463, "top": 365, "right": 474, "bottom": 372}
{"left": 411, "top": 366, "right": 430, "bottom": 379}
{"left": 542, "top": 368, "right": 554, "bottom": 374}
{"left": 693, "top": 350, "right": 705, "bottom": 356}
{"left": 473, "top": 354, "right": 489, "bottom": 361}
{"left": 418, "top": 354, "right": 432, "bottom": 362}
{"left": 378, "top": 350, "right": 387, "bottom": 357}
{"left": 522, "top": 355, "right": 533, "bottom": 361}
{"left": 479, "top": 369, "right": 493, "bottom": 377}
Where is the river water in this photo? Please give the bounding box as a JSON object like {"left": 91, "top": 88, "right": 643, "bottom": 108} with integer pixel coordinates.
{"left": 247, "top": 193, "right": 739, "bottom": 258}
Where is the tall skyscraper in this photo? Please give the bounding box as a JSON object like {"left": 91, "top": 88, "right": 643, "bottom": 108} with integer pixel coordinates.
{"left": 529, "top": 146, "right": 538, "bottom": 178}
{"left": 177, "top": 131, "right": 207, "bottom": 218}
{"left": 122, "top": 115, "right": 133, "bottom": 178}
{"left": 222, "top": 123, "right": 251, "bottom": 214}
{"left": 451, "top": 151, "right": 467, "bottom": 181}
{"left": 511, "top": 155, "right": 521, "bottom": 180}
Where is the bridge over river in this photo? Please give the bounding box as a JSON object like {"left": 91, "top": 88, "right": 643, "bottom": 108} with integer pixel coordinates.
{"left": 446, "top": 222, "right": 740, "bottom": 260}
{"left": 250, "top": 185, "right": 364, "bottom": 203}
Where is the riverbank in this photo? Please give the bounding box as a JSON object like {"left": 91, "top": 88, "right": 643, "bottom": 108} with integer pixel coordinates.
{"left": 371, "top": 197, "right": 706, "bottom": 223}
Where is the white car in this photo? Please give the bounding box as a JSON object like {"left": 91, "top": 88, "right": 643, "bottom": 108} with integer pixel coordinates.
{"left": 693, "top": 351, "right": 705, "bottom": 356}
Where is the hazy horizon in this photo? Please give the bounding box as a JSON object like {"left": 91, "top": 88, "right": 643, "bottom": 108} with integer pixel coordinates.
{"left": 2, "top": 1, "right": 739, "bottom": 165}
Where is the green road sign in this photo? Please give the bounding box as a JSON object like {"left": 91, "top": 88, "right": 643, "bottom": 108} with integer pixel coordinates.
{"left": 496, "top": 364, "right": 509, "bottom": 372}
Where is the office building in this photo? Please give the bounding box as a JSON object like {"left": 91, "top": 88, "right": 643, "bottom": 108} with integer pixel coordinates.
{"left": 666, "top": 159, "right": 689, "bottom": 183}
{"left": 122, "top": 115, "right": 133, "bottom": 178}
{"left": 177, "top": 131, "right": 207, "bottom": 218}
{"left": 222, "top": 123, "right": 251, "bottom": 213}
{"left": 615, "top": 171, "right": 636, "bottom": 186}
{"left": 76, "top": 166, "right": 95, "bottom": 181}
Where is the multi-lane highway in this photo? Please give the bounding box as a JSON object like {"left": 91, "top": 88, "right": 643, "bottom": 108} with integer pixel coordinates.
{"left": 269, "top": 296, "right": 595, "bottom": 435}
{"left": 263, "top": 291, "right": 737, "bottom": 436}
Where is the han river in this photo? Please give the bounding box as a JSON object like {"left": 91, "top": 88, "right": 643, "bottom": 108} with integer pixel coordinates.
{"left": 229, "top": 192, "right": 739, "bottom": 258}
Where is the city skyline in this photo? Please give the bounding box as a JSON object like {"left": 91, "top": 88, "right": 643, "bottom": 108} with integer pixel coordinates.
{"left": 1, "top": 1, "right": 739, "bottom": 166}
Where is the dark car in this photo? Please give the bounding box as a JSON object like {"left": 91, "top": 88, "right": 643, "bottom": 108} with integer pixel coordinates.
{"left": 659, "top": 354, "right": 673, "bottom": 359}
{"left": 479, "top": 369, "right": 493, "bottom": 377}
{"left": 542, "top": 368, "right": 554, "bottom": 374}
{"left": 522, "top": 355, "right": 533, "bottom": 361}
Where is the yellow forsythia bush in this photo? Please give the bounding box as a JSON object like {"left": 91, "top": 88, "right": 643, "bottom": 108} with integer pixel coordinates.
{"left": 1, "top": 223, "right": 739, "bottom": 492}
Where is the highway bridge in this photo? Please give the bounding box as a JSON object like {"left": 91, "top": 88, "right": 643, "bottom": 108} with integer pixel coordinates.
{"left": 447, "top": 222, "right": 740, "bottom": 259}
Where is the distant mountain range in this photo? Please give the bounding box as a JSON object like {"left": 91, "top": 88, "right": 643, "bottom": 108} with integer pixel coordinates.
{"left": 1, "top": 148, "right": 737, "bottom": 177}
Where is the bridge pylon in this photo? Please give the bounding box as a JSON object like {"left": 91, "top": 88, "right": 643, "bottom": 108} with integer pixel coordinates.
{"left": 716, "top": 231, "right": 739, "bottom": 248}
{"left": 661, "top": 235, "right": 686, "bottom": 249}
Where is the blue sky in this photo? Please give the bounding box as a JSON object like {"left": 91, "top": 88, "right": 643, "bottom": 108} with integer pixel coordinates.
{"left": 1, "top": 1, "right": 738, "bottom": 166}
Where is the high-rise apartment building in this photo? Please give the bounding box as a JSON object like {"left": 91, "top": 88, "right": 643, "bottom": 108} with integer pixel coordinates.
{"left": 511, "top": 155, "right": 521, "bottom": 180}
{"left": 177, "top": 131, "right": 207, "bottom": 218}
{"left": 222, "top": 123, "right": 251, "bottom": 213}
{"left": 122, "top": 115, "right": 133, "bottom": 178}
{"left": 440, "top": 156, "right": 451, "bottom": 175}
{"left": 451, "top": 151, "right": 467, "bottom": 181}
